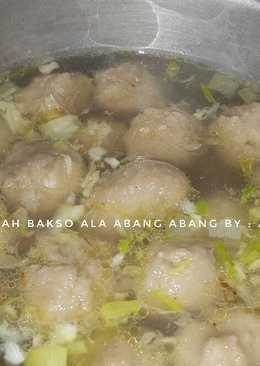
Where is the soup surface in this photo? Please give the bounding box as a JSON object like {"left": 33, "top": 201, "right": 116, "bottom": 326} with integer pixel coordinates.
{"left": 1, "top": 53, "right": 260, "bottom": 366}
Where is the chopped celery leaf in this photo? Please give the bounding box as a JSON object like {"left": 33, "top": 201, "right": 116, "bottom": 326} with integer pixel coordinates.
{"left": 241, "top": 184, "right": 256, "bottom": 204}
{"left": 214, "top": 241, "right": 237, "bottom": 280}
{"left": 237, "top": 239, "right": 260, "bottom": 267}
{"left": 200, "top": 83, "right": 217, "bottom": 104}
{"left": 118, "top": 238, "right": 131, "bottom": 254}
{"left": 195, "top": 199, "right": 209, "bottom": 216}
{"left": 100, "top": 300, "right": 141, "bottom": 326}
{"left": 240, "top": 159, "right": 253, "bottom": 178}
{"left": 249, "top": 207, "right": 260, "bottom": 222}
{"left": 149, "top": 289, "right": 183, "bottom": 313}
{"left": 25, "top": 345, "right": 67, "bottom": 366}
{"left": 67, "top": 340, "right": 88, "bottom": 366}
{"left": 117, "top": 230, "right": 150, "bottom": 257}
{"left": 166, "top": 60, "right": 181, "bottom": 79}
{"left": 67, "top": 340, "right": 88, "bottom": 357}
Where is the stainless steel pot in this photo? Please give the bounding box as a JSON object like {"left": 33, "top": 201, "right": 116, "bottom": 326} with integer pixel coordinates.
{"left": 1, "top": 0, "right": 260, "bottom": 79}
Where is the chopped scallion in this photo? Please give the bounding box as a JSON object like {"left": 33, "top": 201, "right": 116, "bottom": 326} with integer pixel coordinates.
{"left": 100, "top": 300, "right": 141, "bottom": 326}
{"left": 200, "top": 83, "right": 217, "bottom": 104}
{"left": 149, "top": 289, "right": 183, "bottom": 313}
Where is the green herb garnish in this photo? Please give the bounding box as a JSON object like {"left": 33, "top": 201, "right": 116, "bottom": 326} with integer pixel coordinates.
{"left": 200, "top": 83, "right": 217, "bottom": 104}
{"left": 241, "top": 184, "right": 256, "bottom": 204}
{"left": 195, "top": 199, "right": 209, "bottom": 216}
{"left": 100, "top": 300, "right": 141, "bottom": 326}
{"left": 166, "top": 59, "right": 181, "bottom": 79}
{"left": 214, "top": 241, "right": 237, "bottom": 280}
{"left": 149, "top": 289, "right": 183, "bottom": 313}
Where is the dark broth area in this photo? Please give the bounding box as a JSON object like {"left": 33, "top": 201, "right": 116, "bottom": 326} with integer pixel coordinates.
{"left": 0, "top": 53, "right": 260, "bottom": 366}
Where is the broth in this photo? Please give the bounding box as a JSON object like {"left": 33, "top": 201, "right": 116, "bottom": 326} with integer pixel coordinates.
{"left": 0, "top": 53, "right": 260, "bottom": 366}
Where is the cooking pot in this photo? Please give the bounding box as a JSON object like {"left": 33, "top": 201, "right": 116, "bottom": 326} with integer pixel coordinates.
{"left": 0, "top": 0, "right": 260, "bottom": 78}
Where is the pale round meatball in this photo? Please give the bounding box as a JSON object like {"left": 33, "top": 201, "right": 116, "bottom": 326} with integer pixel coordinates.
{"left": 206, "top": 190, "right": 246, "bottom": 222}
{"left": 200, "top": 336, "right": 249, "bottom": 366}
{"left": 0, "top": 115, "right": 14, "bottom": 157}
{"left": 85, "top": 159, "right": 190, "bottom": 240}
{"left": 94, "top": 63, "right": 165, "bottom": 116}
{"left": 124, "top": 107, "right": 204, "bottom": 167}
{"left": 0, "top": 141, "right": 86, "bottom": 217}
{"left": 175, "top": 320, "right": 249, "bottom": 366}
{"left": 209, "top": 103, "right": 260, "bottom": 168}
{"left": 174, "top": 320, "right": 215, "bottom": 366}
{"left": 205, "top": 190, "right": 247, "bottom": 240}
{"left": 217, "top": 310, "right": 260, "bottom": 365}
{"left": 22, "top": 265, "right": 92, "bottom": 323}
{"left": 28, "top": 231, "right": 88, "bottom": 265}
{"left": 141, "top": 241, "right": 220, "bottom": 312}
{"left": 73, "top": 114, "right": 128, "bottom": 155}
{"left": 15, "top": 72, "right": 93, "bottom": 121}
{"left": 92, "top": 340, "right": 143, "bottom": 366}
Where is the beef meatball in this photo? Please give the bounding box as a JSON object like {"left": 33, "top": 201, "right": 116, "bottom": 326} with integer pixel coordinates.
{"left": 174, "top": 320, "right": 215, "bottom": 366}
{"left": 209, "top": 103, "right": 260, "bottom": 168}
{"left": 22, "top": 265, "right": 92, "bottom": 323}
{"left": 15, "top": 72, "right": 93, "bottom": 121}
{"left": 0, "top": 141, "right": 86, "bottom": 217}
{"left": 85, "top": 159, "right": 190, "bottom": 240}
{"left": 92, "top": 340, "right": 142, "bottom": 366}
{"left": 206, "top": 190, "right": 246, "bottom": 222}
{"left": 124, "top": 107, "right": 204, "bottom": 167}
{"left": 28, "top": 231, "right": 88, "bottom": 265}
{"left": 205, "top": 190, "right": 247, "bottom": 240}
{"left": 217, "top": 310, "right": 260, "bottom": 365}
{"left": 73, "top": 114, "right": 128, "bottom": 155}
{"left": 94, "top": 63, "right": 165, "bottom": 116}
{"left": 141, "top": 241, "right": 220, "bottom": 312}
{"left": 200, "top": 336, "right": 248, "bottom": 366}
{"left": 175, "top": 320, "right": 249, "bottom": 366}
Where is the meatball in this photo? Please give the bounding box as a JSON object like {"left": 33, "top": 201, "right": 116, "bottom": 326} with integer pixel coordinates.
{"left": 205, "top": 190, "right": 247, "bottom": 240}
{"left": 15, "top": 72, "right": 93, "bottom": 121}
{"left": 174, "top": 320, "right": 215, "bottom": 366}
{"left": 28, "top": 231, "right": 88, "bottom": 265}
{"left": 175, "top": 320, "right": 249, "bottom": 366}
{"left": 217, "top": 310, "right": 260, "bottom": 365}
{"left": 73, "top": 114, "right": 128, "bottom": 155}
{"left": 94, "top": 63, "right": 165, "bottom": 116}
{"left": 0, "top": 141, "right": 86, "bottom": 217}
{"left": 206, "top": 190, "right": 246, "bottom": 222}
{"left": 209, "top": 103, "right": 260, "bottom": 168}
{"left": 141, "top": 241, "right": 220, "bottom": 312}
{"left": 85, "top": 159, "right": 190, "bottom": 240}
{"left": 0, "top": 115, "right": 14, "bottom": 157}
{"left": 124, "top": 107, "right": 204, "bottom": 167}
{"left": 92, "top": 340, "right": 142, "bottom": 366}
{"left": 200, "top": 336, "right": 249, "bottom": 366}
{"left": 22, "top": 265, "right": 92, "bottom": 323}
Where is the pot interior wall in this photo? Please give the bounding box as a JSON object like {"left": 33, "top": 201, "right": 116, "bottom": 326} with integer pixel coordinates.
{"left": 1, "top": 0, "right": 260, "bottom": 79}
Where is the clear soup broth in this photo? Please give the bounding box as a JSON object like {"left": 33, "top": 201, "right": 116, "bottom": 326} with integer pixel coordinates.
{"left": 0, "top": 53, "right": 260, "bottom": 366}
